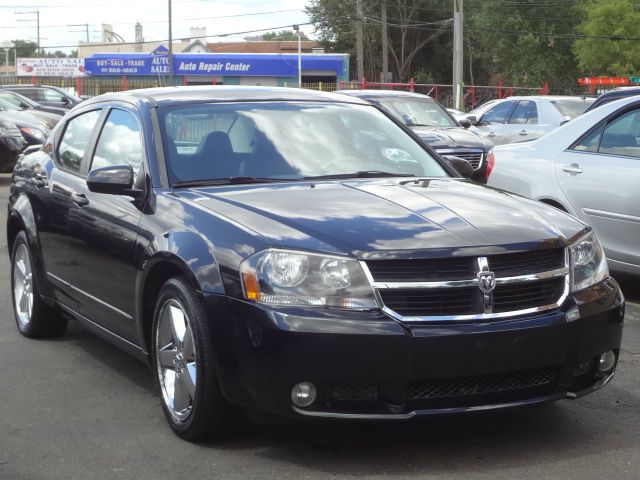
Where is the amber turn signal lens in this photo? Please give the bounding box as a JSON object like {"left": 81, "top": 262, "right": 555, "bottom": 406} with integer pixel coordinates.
{"left": 242, "top": 271, "right": 261, "bottom": 301}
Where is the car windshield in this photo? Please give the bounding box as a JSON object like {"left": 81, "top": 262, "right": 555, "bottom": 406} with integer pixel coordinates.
{"left": 159, "top": 101, "right": 449, "bottom": 185}
{"left": 0, "top": 92, "right": 30, "bottom": 110}
{"left": 550, "top": 99, "right": 593, "bottom": 120}
{"left": 374, "top": 96, "right": 458, "bottom": 128}
{"left": 0, "top": 95, "right": 21, "bottom": 111}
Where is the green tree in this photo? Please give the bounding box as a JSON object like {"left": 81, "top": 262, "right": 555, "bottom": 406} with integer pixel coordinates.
{"left": 574, "top": 0, "right": 640, "bottom": 76}
{"left": 262, "top": 30, "right": 309, "bottom": 41}
{"left": 12, "top": 39, "right": 38, "bottom": 58}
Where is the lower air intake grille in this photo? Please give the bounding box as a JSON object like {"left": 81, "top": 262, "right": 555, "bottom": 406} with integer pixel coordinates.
{"left": 407, "top": 366, "right": 558, "bottom": 400}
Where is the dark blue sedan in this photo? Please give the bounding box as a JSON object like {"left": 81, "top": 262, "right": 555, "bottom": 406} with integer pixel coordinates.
{"left": 7, "top": 86, "right": 624, "bottom": 442}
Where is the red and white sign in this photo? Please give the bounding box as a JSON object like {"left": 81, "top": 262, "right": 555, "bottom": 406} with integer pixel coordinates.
{"left": 17, "top": 58, "right": 85, "bottom": 77}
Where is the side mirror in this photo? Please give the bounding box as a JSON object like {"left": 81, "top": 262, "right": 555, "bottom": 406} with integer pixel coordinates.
{"left": 466, "top": 115, "right": 477, "bottom": 124}
{"left": 87, "top": 164, "right": 137, "bottom": 195}
{"left": 443, "top": 155, "right": 474, "bottom": 178}
{"left": 22, "top": 144, "right": 43, "bottom": 156}
{"left": 459, "top": 119, "right": 472, "bottom": 129}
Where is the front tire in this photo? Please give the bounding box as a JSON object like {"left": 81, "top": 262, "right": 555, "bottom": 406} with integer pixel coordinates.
{"left": 151, "top": 277, "right": 237, "bottom": 442}
{"left": 10, "top": 230, "right": 67, "bottom": 338}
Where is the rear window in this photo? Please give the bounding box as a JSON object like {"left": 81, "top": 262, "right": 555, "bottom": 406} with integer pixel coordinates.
{"left": 550, "top": 99, "right": 592, "bottom": 120}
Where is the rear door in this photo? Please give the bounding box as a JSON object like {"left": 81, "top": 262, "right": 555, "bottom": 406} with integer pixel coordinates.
{"left": 40, "top": 108, "right": 104, "bottom": 301}
{"left": 555, "top": 107, "right": 640, "bottom": 268}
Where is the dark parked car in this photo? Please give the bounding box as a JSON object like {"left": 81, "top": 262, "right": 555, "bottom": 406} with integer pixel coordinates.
{"left": 0, "top": 109, "right": 49, "bottom": 172}
{"left": 0, "top": 118, "right": 26, "bottom": 172}
{"left": 0, "top": 84, "right": 81, "bottom": 110}
{"left": 0, "top": 91, "right": 63, "bottom": 129}
{"left": 584, "top": 86, "right": 640, "bottom": 112}
{"left": 336, "top": 90, "right": 494, "bottom": 182}
{"left": 0, "top": 89, "right": 67, "bottom": 117}
{"left": 7, "top": 86, "right": 624, "bottom": 442}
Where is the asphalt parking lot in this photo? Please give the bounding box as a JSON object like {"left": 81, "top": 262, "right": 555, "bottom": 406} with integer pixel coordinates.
{"left": 0, "top": 173, "right": 639, "bottom": 480}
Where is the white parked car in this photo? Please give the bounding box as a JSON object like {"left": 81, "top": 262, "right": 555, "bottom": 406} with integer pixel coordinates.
{"left": 487, "top": 96, "right": 640, "bottom": 275}
{"left": 474, "top": 96, "right": 594, "bottom": 145}
{"left": 451, "top": 99, "right": 500, "bottom": 124}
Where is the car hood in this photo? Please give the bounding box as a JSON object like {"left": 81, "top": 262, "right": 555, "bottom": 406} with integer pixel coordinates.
{"left": 26, "top": 109, "right": 61, "bottom": 129}
{"left": 180, "top": 178, "right": 586, "bottom": 259}
{"left": 410, "top": 126, "right": 492, "bottom": 150}
{"left": 0, "top": 110, "right": 49, "bottom": 131}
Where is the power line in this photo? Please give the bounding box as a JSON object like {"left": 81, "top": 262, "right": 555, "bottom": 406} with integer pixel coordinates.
{"left": 0, "top": 8, "right": 306, "bottom": 29}
{"left": 33, "top": 22, "right": 313, "bottom": 50}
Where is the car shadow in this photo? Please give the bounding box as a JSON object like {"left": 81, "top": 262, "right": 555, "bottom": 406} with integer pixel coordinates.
{"left": 202, "top": 390, "right": 637, "bottom": 477}
{"left": 52, "top": 320, "right": 155, "bottom": 395}
{"left": 613, "top": 272, "right": 640, "bottom": 303}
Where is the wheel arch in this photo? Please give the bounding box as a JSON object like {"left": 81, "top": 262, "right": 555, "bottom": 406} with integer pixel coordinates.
{"left": 7, "top": 195, "right": 54, "bottom": 299}
{"left": 538, "top": 197, "right": 569, "bottom": 213}
{"left": 136, "top": 230, "right": 226, "bottom": 357}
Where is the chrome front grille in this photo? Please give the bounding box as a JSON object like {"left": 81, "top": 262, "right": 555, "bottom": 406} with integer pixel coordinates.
{"left": 364, "top": 248, "right": 569, "bottom": 321}
{"left": 436, "top": 149, "right": 484, "bottom": 169}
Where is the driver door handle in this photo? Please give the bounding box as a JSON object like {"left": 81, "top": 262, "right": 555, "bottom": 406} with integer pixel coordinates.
{"left": 562, "top": 164, "right": 583, "bottom": 174}
{"left": 71, "top": 191, "right": 89, "bottom": 207}
{"left": 519, "top": 130, "right": 528, "bottom": 136}
{"left": 488, "top": 132, "right": 496, "bottom": 138}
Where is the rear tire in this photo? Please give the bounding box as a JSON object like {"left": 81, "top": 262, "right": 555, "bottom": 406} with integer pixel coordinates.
{"left": 10, "top": 231, "right": 67, "bottom": 338}
{"left": 151, "top": 277, "right": 238, "bottom": 442}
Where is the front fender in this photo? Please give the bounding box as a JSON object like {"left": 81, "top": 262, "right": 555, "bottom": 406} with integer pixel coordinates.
{"left": 138, "top": 230, "right": 225, "bottom": 294}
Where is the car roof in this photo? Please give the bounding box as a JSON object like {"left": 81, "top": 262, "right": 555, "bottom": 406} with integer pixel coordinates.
{"left": 504, "top": 95, "right": 593, "bottom": 101}
{"left": 81, "top": 86, "right": 371, "bottom": 108}
{"left": 336, "top": 89, "right": 434, "bottom": 100}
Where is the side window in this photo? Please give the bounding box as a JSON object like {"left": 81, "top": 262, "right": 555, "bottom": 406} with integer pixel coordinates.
{"left": 91, "top": 109, "right": 144, "bottom": 174}
{"left": 599, "top": 109, "right": 640, "bottom": 158}
{"left": 573, "top": 124, "right": 604, "bottom": 153}
{"left": 42, "top": 89, "right": 66, "bottom": 103}
{"left": 57, "top": 110, "right": 101, "bottom": 174}
{"left": 509, "top": 100, "right": 538, "bottom": 125}
{"left": 481, "top": 101, "right": 516, "bottom": 124}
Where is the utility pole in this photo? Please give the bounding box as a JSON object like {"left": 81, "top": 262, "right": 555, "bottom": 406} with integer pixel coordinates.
{"left": 69, "top": 24, "right": 90, "bottom": 43}
{"left": 168, "top": 0, "right": 174, "bottom": 84}
{"left": 381, "top": 0, "right": 389, "bottom": 83}
{"left": 356, "top": 0, "right": 364, "bottom": 82}
{"left": 452, "top": 0, "right": 464, "bottom": 110}
{"left": 16, "top": 11, "right": 40, "bottom": 54}
{"left": 293, "top": 24, "right": 302, "bottom": 88}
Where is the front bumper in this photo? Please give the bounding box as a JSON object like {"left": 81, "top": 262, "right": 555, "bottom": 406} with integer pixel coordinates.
{"left": 204, "top": 278, "right": 624, "bottom": 419}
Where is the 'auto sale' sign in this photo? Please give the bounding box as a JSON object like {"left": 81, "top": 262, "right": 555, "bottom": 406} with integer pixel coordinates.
{"left": 17, "top": 58, "right": 85, "bottom": 77}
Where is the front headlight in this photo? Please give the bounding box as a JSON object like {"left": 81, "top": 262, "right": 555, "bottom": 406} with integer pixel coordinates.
{"left": 570, "top": 231, "right": 609, "bottom": 292}
{"left": 240, "top": 249, "right": 378, "bottom": 309}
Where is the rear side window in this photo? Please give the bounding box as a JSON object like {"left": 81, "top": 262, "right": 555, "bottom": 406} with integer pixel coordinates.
{"left": 91, "top": 109, "right": 144, "bottom": 175}
{"left": 551, "top": 100, "right": 590, "bottom": 120}
{"left": 509, "top": 100, "right": 538, "bottom": 125}
{"left": 57, "top": 110, "right": 101, "bottom": 173}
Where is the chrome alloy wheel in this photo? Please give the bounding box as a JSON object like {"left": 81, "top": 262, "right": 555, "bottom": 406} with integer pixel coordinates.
{"left": 155, "top": 299, "right": 198, "bottom": 423}
{"left": 13, "top": 243, "right": 34, "bottom": 327}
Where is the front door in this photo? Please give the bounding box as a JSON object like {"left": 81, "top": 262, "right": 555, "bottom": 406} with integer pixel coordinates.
{"left": 65, "top": 106, "right": 146, "bottom": 342}
{"left": 556, "top": 107, "right": 640, "bottom": 269}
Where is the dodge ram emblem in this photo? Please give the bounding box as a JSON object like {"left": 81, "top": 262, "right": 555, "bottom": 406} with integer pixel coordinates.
{"left": 477, "top": 271, "right": 496, "bottom": 294}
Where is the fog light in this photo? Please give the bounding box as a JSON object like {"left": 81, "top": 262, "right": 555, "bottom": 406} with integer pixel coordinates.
{"left": 291, "top": 382, "right": 317, "bottom": 407}
{"left": 598, "top": 351, "right": 616, "bottom": 373}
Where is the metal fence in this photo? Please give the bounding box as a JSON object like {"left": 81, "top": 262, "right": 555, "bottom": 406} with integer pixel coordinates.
{"left": 0, "top": 75, "right": 582, "bottom": 109}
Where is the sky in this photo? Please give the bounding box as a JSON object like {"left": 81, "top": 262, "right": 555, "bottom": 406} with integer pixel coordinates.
{"left": 0, "top": 0, "right": 314, "bottom": 53}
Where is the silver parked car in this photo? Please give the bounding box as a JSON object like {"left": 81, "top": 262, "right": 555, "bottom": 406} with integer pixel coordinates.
{"left": 474, "top": 96, "right": 594, "bottom": 145}
{"left": 487, "top": 96, "right": 640, "bottom": 275}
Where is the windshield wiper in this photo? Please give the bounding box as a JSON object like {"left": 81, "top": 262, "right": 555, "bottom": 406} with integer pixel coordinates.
{"left": 301, "top": 171, "right": 416, "bottom": 180}
{"left": 172, "top": 176, "right": 300, "bottom": 188}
